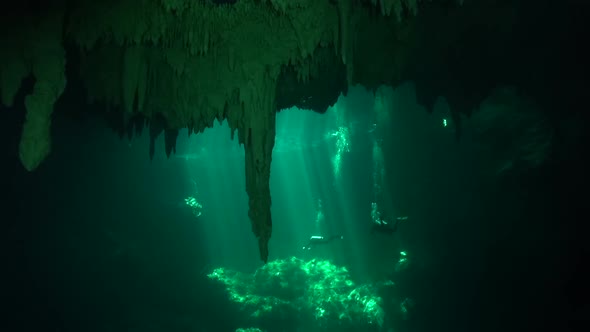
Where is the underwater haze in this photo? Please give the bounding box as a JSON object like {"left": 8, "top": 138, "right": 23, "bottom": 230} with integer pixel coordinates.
{"left": 4, "top": 80, "right": 585, "bottom": 332}
{"left": 4, "top": 0, "right": 590, "bottom": 331}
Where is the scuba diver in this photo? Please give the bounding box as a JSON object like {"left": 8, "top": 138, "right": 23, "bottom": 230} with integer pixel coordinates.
{"left": 371, "top": 202, "right": 407, "bottom": 235}
{"left": 302, "top": 235, "right": 344, "bottom": 250}
{"left": 371, "top": 216, "right": 408, "bottom": 235}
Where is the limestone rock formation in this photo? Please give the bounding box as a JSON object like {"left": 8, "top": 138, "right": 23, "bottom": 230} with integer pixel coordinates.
{"left": 1, "top": 0, "right": 517, "bottom": 262}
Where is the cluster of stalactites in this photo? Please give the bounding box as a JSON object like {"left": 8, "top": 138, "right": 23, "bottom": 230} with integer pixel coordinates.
{"left": 73, "top": 0, "right": 353, "bottom": 146}
{"left": 0, "top": 0, "right": 395, "bottom": 266}
{"left": 370, "top": 0, "right": 419, "bottom": 22}
{"left": 2, "top": 0, "right": 416, "bottom": 262}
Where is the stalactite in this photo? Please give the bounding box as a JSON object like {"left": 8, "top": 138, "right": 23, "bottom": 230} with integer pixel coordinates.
{"left": 18, "top": 11, "right": 67, "bottom": 171}
{"left": 164, "top": 128, "right": 179, "bottom": 157}
{"left": 236, "top": 68, "right": 279, "bottom": 263}
{"left": 122, "top": 46, "right": 145, "bottom": 113}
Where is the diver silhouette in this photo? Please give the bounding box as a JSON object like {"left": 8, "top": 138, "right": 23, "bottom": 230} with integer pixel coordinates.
{"left": 371, "top": 216, "right": 407, "bottom": 235}
{"left": 302, "top": 235, "right": 344, "bottom": 250}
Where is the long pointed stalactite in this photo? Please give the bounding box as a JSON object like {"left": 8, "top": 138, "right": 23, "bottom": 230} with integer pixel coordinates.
{"left": 239, "top": 70, "right": 278, "bottom": 263}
